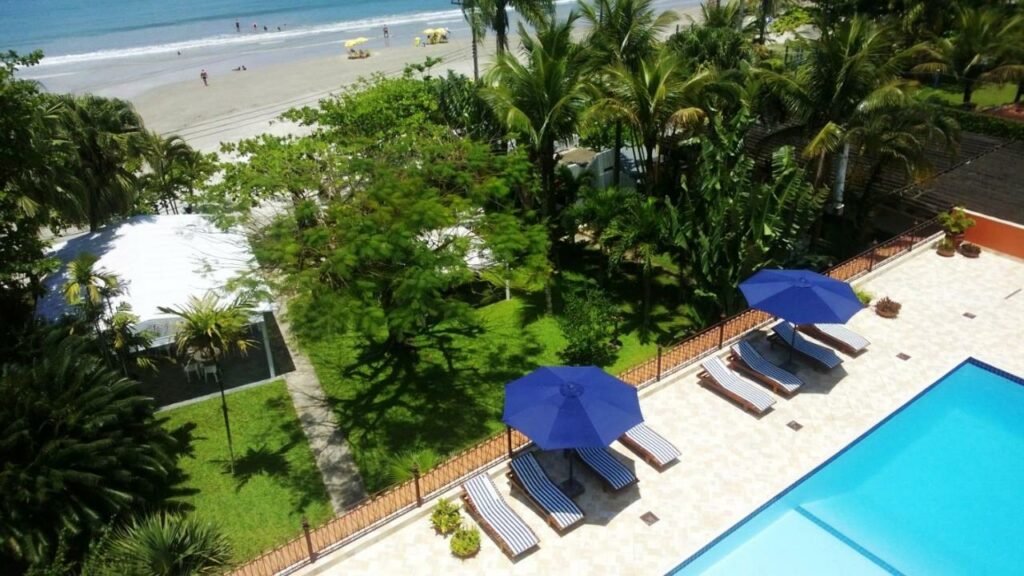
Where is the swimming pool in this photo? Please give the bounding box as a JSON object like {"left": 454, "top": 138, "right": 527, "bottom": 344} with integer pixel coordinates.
{"left": 670, "top": 359, "right": 1024, "bottom": 575}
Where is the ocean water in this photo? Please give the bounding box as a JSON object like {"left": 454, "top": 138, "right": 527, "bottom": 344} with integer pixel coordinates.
{"left": 670, "top": 360, "right": 1024, "bottom": 575}
{"left": 3, "top": 0, "right": 695, "bottom": 97}
{"left": 4, "top": 0, "right": 461, "bottom": 63}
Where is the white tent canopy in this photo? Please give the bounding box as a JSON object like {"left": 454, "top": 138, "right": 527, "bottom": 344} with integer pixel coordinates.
{"left": 37, "top": 215, "right": 273, "bottom": 357}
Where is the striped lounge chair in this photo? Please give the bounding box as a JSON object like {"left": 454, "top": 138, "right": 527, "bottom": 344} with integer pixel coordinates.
{"left": 800, "top": 323, "right": 870, "bottom": 356}
{"left": 770, "top": 322, "right": 844, "bottom": 371}
{"left": 729, "top": 341, "right": 803, "bottom": 397}
{"left": 461, "top": 473, "right": 539, "bottom": 559}
{"left": 618, "top": 423, "right": 681, "bottom": 471}
{"left": 507, "top": 453, "right": 585, "bottom": 533}
{"left": 574, "top": 448, "right": 638, "bottom": 492}
{"left": 698, "top": 357, "right": 776, "bottom": 415}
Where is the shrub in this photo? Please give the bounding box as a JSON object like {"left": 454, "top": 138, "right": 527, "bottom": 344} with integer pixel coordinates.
{"left": 558, "top": 287, "right": 618, "bottom": 366}
{"left": 938, "top": 207, "right": 975, "bottom": 237}
{"left": 930, "top": 105, "right": 1024, "bottom": 141}
{"left": 450, "top": 525, "right": 481, "bottom": 559}
{"left": 855, "top": 288, "right": 873, "bottom": 306}
{"left": 430, "top": 499, "right": 461, "bottom": 536}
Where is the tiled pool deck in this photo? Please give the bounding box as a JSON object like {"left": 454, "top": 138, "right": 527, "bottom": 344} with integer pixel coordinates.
{"left": 300, "top": 244, "right": 1024, "bottom": 576}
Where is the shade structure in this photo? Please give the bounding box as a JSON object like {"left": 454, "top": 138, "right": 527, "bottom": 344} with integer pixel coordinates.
{"left": 739, "top": 269, "right": 863, "bottom": 325}
{"left": 344, "top": 37, "right": 368, "bottom": 47}
{"left": 503, "top": 366, "right": 643, "bottom": 451}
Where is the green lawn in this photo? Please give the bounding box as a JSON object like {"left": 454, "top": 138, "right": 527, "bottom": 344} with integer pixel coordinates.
{"left": 303, "top": 245, "right": 694, "bottom": 493}
{"left": 161, "top": 382, "right": 333, "bottom": 561}
{"left": 919, "top": 83, "right": 1019, "bottom": 108}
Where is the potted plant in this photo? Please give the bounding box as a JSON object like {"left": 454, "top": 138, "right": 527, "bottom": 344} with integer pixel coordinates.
{"left": 936, "top": 236, "right": 956, "bottom": 257}
{"left": 937, "top": 206, "right": 975, "bottom": 246}
{"left": 875, "top": 297, "right": 902, "bottom": 319}
{"left": 959, "top": 241, "right": 982, "bottom": 258}
{"left": 430, "top": 499, "right": 461, "bottom": 536}
{"left": 450, "top": 525, "right": 481, "bottom": 559}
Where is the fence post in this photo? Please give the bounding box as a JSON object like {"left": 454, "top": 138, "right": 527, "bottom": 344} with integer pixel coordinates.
{"left": 718, "top": 314, "right": 726, "bottom": 349}
{"left": 656, "top": 347, "right": 663, "bottom": 381}
{"left": 413, "top": 465, "right": 423, "bottom": 507}
{"left": 506, "top": 426, "right": 513, "bottom": 459}
{"left": 302, "top": 516, "right": 317, "bottom": 563}
{"left": 868, "top": 241, "right": 878, "bottom": 272}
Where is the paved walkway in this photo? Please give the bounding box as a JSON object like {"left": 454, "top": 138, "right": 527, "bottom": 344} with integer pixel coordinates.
{"left": 276, "top": 302, "right": 367, "bottom": 513}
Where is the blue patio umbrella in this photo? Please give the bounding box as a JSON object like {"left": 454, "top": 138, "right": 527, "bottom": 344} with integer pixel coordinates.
{"left": 739, "top": 269, "right": 863, "bottom": 365}
{"left": 503, "top": 366, "right": 643, "bottom": 491}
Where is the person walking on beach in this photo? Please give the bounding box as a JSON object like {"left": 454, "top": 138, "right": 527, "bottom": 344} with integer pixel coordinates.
{"left": 200, "top": 69, "right": 208, "bottom": 86}
{"left": 235, "top": 20, "right": 240, "bottom": 32}
{"left": 383, "top": 25, "right": 390, "bottom": 46}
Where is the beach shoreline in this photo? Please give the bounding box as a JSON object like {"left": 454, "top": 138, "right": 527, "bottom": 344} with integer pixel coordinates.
{"left": 129, "top": 3, "right": 702, "bottom": 153}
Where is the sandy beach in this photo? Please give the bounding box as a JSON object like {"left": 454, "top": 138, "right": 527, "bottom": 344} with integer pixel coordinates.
{"left": 130, "top": 4, "right": 702, "bottom": 153}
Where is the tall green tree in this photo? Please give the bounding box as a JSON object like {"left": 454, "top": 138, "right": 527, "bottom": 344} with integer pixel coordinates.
{"left": 83, "top": 513, "right": 231, "bottom": 576}
{"left": 462, "top": 0, "right": 552, "bottom": 55}
{"left": 913, "top": 5, "right": 1024, "bottom": 105}
{"left": 0, "top": 331, "right": 177, "bottom": 570}
{"left": 588, "top": 48, "right": 722, "bottom": 193}
{"left": 598, "top": 190, "right": 668, "bottom": 340}
{"left": 140, "top": 133, "right": 208, "bottom": 214}
{"left": 483, "top": 17, "right": 590, "bottom": 241}
{"left": 158, "top": 292, "right": 256, "bottom": 472}
{"left": 55, "top": 95, "right": 146, "bottom": 231}
{"left": 757, "top": 16, "right": 914, "bottom": 213}
{"left": 581, "top": 0, "right": 678, "bottom": 186}
{"left": 670, "top": 113, "right": 825, "bottom": 321}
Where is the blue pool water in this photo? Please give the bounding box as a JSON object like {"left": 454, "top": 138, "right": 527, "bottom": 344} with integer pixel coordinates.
{"left": 671, "top": 359, "right": 1024, "bottom": 575}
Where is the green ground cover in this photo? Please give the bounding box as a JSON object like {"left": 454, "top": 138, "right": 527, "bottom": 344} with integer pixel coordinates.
{"left": 919, "top": 83, "right": 1018, "bottom": 108}
{"left": 161, "top": 382, "right": 333, "bottom": 561}
{"left": 305, "top": 245, "right": 694, "bottom": 493}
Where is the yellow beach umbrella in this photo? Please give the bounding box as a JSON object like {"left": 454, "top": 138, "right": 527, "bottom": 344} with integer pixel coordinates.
{"left": 344, "top": 37, "right": 368, "bottom": 48}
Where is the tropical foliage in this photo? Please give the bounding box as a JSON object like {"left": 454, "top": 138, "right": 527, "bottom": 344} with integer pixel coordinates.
{"left": 82, "top": 513, "right": 231, "bottom": 576}
{"left": 0, "top": 331, "right": 178, "bottom": 571}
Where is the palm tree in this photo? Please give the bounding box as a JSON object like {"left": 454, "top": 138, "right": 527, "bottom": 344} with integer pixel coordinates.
{"left": 844, "top": 96, "right": 959, "bottom": 235}
{"left": 158, "top": 292, "right": 255, "bottom": 472}
{"left": 84, "top": 513, "right": 231, "bottom": 576}
{"left": 483, "top": 16, "right": 590, "bottom": 230}
{"left": 580, "top": 0, "right": 677, "bottom": 185}
{"left": 462, "top": 0, "right": 552, "bottom": 55}
{"left": 756, "top": 0, "right": 785, "bottom": 44}
{"left": 56, "top": 95, "right": 145, "bottom": 231}
{"left": 142, "top": 133, "right": 195, "bottom": 214}
{"left": 0, "top": 331, "right": 176, "bottom": 567}
{"left": 757, "top": 16, "right": 913, "bottom": 213}
{"left": 63, "top": 252, "right": 122, "bottom": 353}
{"left": 600, "top": 191, "right": 667, "bottom": 340}
{"left": 913, "top": 6, "right": 1024, "bottom": 106}
{"left": 697, "top": 0, "right": 748, "bottom": 32}
{"left": 588, "top": 48, "right": 723, "bottom": 193}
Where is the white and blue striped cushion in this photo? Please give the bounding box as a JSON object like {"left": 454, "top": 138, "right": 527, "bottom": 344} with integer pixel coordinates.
{"left": 701, "top": 357, "right": 776, "bottom": 412}
{"left": 464, "top": 474, "right": 538, "bottom": 557}
{"left": 575, "top": 448, "right": 637, "bottom": 491}
{"left": 773, "top": 322, "right": 843, "bottom": 369}
{"left": 510, "top": 454, "right": 584, "bottom": 531}
{"left": 732, "top": 341, "right": 803, "bottom": 394}
{"left": 813, "top": 323, "right": 870, "bottom": 353}
{"left": 622, "top": 423, "right": 681, "bottom": 468}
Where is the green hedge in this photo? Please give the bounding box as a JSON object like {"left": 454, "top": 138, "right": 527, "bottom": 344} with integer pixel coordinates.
{"left": 933, "top": 105, "right": 1024, "bottom": 141}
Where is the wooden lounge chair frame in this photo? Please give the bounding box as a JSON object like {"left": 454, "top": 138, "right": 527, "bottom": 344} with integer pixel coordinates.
{"left": 697, "top": 365, "right": 774, "bottom": 416}
{"left": 798, "top": 324, "right": 869, "bottom": 356}
{"left": 573, "top": 448, "right": 638, "bottom": 493}
{"left": 506, "top": 460, "right": 584, "bottom": 534}
{"left": 767, "top": 328, "right": 841, "bottom": 372}
{"left": 460, "top": 481, "right": 539, "bottom": 559}
{"left": 618, "top": 429, "right": 679, "bottom": 472}
{"left": 728, "top": 348, "right": 800, "bottom": 398}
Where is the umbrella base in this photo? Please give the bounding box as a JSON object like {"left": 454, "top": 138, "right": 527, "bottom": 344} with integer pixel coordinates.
{"left": 561, "top": 478, "right": 585, "bottom": 498}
